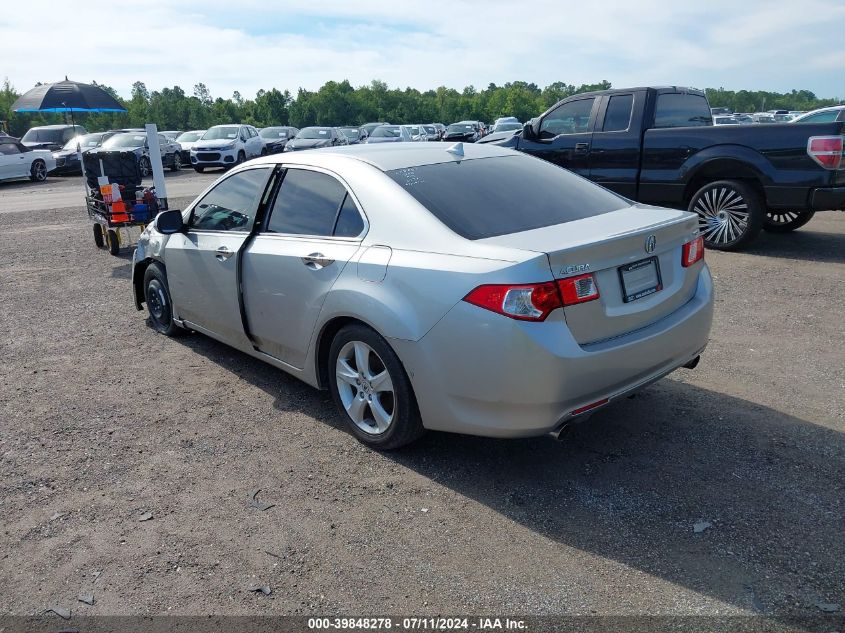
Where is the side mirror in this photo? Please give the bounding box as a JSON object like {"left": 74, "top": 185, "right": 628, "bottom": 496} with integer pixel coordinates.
{"left": 523, "top": 119, "right": 538, "bottom": 140}
{"left": 156, "top": 209, "right": 184, "bottom": 234}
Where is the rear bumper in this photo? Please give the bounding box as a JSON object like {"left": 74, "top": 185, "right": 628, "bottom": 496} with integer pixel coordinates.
{"left": 810, "top": 186, "right": 845, "bottom": 211}
{"left": 392, "top": 266, "right": 714, "bottom": 438}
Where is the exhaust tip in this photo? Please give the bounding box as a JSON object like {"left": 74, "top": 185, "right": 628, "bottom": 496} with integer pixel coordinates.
{"left": 683, "top": 355, "right": 701, "bottom": 370}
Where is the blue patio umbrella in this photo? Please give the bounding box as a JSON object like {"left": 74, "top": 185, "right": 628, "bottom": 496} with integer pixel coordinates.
{"left": 11, "top": 77, "right": 126, "bottom": 128}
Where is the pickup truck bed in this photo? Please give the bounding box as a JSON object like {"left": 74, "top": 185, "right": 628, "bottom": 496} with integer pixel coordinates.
{"left": 483, "top": 86, "right": 845, "bottom": 250}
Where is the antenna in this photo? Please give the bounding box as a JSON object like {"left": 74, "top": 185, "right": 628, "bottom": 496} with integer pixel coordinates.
{"left": 446, "top": 142, "right": 464, "bottom": 157}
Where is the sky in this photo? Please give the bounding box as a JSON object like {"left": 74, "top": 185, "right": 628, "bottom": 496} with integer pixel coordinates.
{"left": 2, "top": 0, "right": 843, "bottom": 100}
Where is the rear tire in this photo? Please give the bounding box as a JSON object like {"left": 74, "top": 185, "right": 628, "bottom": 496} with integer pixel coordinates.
{"left": 93, "top": 223, "right": 104, "bottom": 247}
{"left": 763, "top": 210, "right": 815, "bottom": 233}
{"left": 689, "top": 179, "right": 764, "bottom": 251}
{"left": 328, "top": 324, "right": 424, "bottom": 450}
{"left": 143, "top": 262, "right": 181, "bottom": 337}
{"left": 170, "top": 153, "right": 181, "bottom": 172}
{"left": 106, "top": 229, "right": 120, "bottom": 256}
{"left": 29, "top": 159, "right": 48, "bottom": 182}
{"left": 139, "top": 156, "right": 152, "bottom": 178}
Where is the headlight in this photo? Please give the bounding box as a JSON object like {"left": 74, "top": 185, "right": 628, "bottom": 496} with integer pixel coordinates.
{"left": 222, "top": 141, "right": 236, "bottom": 150}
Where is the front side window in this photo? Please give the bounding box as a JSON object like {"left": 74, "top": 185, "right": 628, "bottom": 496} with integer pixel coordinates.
{"left": 189, "top": 168, "right": 270, "bottom": 232}
{"left": 602, "top": 94, "right": 634, "bottom": 132}
{"left": 266, "top": 169, "right": 348, "bottom": 236}
{"left": 540, "top": 98, "right": 595, "bottom": 138}
{"left": 653, "top": 93, "right": 713, "bottom": 128}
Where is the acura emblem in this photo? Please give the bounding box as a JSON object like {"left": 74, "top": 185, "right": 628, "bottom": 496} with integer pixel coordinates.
{"left": 645, "top": 235, "right": 657, "bottom": 253}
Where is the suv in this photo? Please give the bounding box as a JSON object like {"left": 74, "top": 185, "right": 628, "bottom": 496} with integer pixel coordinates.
{"left": 190, "top": 124, "right": 264, "bottom": 172}
{"left": 21, "top": 124, "right": 87, "bottom": 151}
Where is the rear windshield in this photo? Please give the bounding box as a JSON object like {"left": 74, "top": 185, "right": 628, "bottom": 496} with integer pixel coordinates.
{"left": 387, "top": 155, "right": 628, "bottom": 240}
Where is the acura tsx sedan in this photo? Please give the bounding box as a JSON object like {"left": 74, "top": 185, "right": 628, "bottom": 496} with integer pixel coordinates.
{"left": 132, "top": 143, "right": 713, "bottom": 449}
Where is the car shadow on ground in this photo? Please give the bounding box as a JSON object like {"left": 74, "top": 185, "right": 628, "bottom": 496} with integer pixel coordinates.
{"left": 739, "top": 228, "right": 845, "bottom": 264}
{"left": 174, "top": 331, "right": 843, "bottom": 620}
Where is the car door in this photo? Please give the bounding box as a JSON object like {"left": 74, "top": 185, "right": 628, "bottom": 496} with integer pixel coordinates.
{"left": 164, "top": 166, "right": 274, "bottom": 350}
{"left": 517, "top": 97, "right": 599, "bottom": 177}
{"left": 588, "top": 92, "right": 643, "bottom": 199}
{"left": 0, "top": 142, "right": 22, "bottom": 179}
{"left": 241, "top": 166, "right": 366, "bottom": 369}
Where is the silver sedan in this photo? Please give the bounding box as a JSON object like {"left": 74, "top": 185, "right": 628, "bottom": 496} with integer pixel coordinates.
{"left": 132, "top": 143, "right": 713, "bottom": 449}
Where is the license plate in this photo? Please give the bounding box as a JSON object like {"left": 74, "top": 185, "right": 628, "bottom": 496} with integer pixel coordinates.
{"left": 619, "top": 257, "right": 662, "bottom": 303}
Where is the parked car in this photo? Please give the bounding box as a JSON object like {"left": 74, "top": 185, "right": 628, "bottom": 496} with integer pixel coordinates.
{"left": 161, "top": 130, "right": 183, "bottom": 141}
{"left": 751, "top": 112, "right": 776, "bottom": 123}
{"left": 174, "top": 130, "right": 207, "bottom": 163}
{"left": 21, "top": 124, "right": 87, "bottom": 152}
{"left": 791, "top": 106, "right": 845, "bottom": 123}
{"left": 131, "top": 143, "right": 714, "bottom": 449}
{"left": 420, "top": 125, "right": 440, "bottom": 141}
{"left": 190, "top": 124, "right": 263, "bottom": 172}
{"left": 51, "top": 131, "right": 115, "bottom": 174}
{"left": 710, "top": 107, "right": 732, "bottom": 116}
{"left": 93, "top": 131, "right": 183, "bottom": 177}
{"left": 361, "top": 122, "right": 390, "bottom": 137}
{"left": 494, "top": 116, "right": 520, "bottom": 126}
{"left": 443, "top": 122, "right": 480, "bottom": 142}
{"left": 713, "top": 115, "right": 740, "bottom": 125}
{"left": 366, "top": 125, "right": 412, "bottom": 143}
{"left": 338, "top": 127, "right": 368, "bottom": 145}
{"left": 485, "top": 86, "right": 845, "bottom": 249}
{"left": 431, "top": 123, "right": 446, "bottom": 139}
{"left": 492, "top": 121, "right": 523, "bottom": 133}
{"left": 0, "top": 138, "right": 56, "bottom": 182}
{"left": 284, "top": 127, "right": 347, "bottom": 152}
{"left": 406, "top": 125, "right": 428, "bottom": 141}
{"left": 734, "top": 114, "right": 754, "bottom": 125}
{"left": 259, "top": 126, "right": 300, "bottom": 154}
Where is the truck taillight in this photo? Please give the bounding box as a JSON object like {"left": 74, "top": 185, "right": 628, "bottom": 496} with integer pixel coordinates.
{"left": 807, "top": 135, "right": 844, "bottom": 170}
{"left": 682, "top": 236, "right": 705, "bottom": 267}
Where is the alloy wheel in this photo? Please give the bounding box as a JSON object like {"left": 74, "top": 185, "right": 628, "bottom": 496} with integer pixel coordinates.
{"left": 33, "top": 161, "right": 47, "bottom": 181}
{"left": 335, "top": 341, "right": 395, "bottom": 435}
{"left": 695, "top": 186, "right": 749, "bottom": 246}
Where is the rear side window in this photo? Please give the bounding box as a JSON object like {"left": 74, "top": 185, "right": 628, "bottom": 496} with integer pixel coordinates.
{"left": 266, "top": 169, "right": 347, "bottom": 236}
{"left": 602, "top": 94, "right": 634, "bottom": 132}
{"left": 654, "top": 93, "right": 713, "bottom": 128}
{"left": 334, "top": 195, "right": 365, "bottom": 237}
{"left": 387, "top": 155, "right": 628, "bottom": 240}
{"left": 0, "top": 143, "right": 21, "bottom": 155}
{"left": 797, "top": 110, "right": 840, "bottom": 123}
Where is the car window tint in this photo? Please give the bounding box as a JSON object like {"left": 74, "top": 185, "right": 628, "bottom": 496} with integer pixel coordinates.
{"left": 539, "top": 98, "right": 595, "bottom": 137}
{"left": 267, "top": 169, "right": 347, "bottom": 236}
{"left": 654, "top": 93, "right": 713, "bottom": 127}
{"left": 333, "top": 194, "right": 365, "bottom": 238}
{"left": 602, "top": 94, "right": 634, "bottom": 132}
{"left": 190, "top": 168, "right": 270, "bottom": 232}
{"left": 387, "top": 155, "right": 627, "bottom": 240}
{"left": 799, "top": 111, "right": 839, "bottom": 123}
{"left": 0, "top": 143, "right": 21, "bottom": 155}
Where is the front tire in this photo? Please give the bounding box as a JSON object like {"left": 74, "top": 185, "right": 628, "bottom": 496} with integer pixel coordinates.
{"left": 143, "top": 262, "right": 181, "bottom": 336}
{"left": 763, "top": 210, "right": 815, "bottom": 233}
{"left": 106, "top": 229, "right": 120, "bottom": 256}
{"left": 689, "top": 180, "right": 764, "bottom": 251}
{"left": 328, "top": 324, "right": 424, "bottom": 449}
{"left": 29, "top": 159, "right": 48, "bottom": 182}
{"left": 194, "top": 166, "right": 205, "bottom": 173}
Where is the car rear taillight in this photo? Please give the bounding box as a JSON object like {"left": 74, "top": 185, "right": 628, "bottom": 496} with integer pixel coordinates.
{"left": 807, "top": 135, "right": 844, "bottom": 170}
{"left": 463, "top": 274, "right": 600, "bottom": 321}
{"left": 463, "top": 282, "right": 562, "bottom": 321}
{"left": 558, "top": 273, "right": 600, "bottom": 305}
{"left": 682, "top": 236, "right": 705, "bottom": 267}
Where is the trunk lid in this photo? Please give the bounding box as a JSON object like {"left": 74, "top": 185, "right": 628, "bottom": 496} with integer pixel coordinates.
{"left": 479, "top": 204, "right": 701, "bottom": 344}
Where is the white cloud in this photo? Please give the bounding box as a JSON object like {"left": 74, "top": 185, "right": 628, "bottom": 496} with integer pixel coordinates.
{"left": 1, "top": 0, "right": 842, "bottom": 99}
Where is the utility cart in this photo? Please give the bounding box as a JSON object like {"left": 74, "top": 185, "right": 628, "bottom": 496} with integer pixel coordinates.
{"left": 82, "top": 124, "right": 172, "bottom": 256}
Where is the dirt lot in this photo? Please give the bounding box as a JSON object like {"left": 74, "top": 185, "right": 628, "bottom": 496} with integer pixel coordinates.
{"left": 0, "top": 171, "right": 843, "bottom": 621}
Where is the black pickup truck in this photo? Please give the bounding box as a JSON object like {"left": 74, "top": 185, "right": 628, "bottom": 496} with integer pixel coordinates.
{"left": 482, "top": 87, "right": 845, "bottom": 250}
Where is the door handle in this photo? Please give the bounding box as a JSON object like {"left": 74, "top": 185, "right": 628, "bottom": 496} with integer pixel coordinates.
{"left": 301, "top": 253, "right": 334, "bottom": 269}
{"left": 574, "top": 142, "right": 590, "bottom": 154}
{"left": 215, "top": 246, "right": 235, "bottom": 261}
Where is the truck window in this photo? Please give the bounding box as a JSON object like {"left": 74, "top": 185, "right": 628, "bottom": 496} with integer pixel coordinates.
{"left": 654, "top": 93, "right": 713, "bottom": 128}
{"left": 602, "top": 94, "right": 634, "bottom": 132}
{"left": 539, "top": 98, "right": 595, "bottom": 138}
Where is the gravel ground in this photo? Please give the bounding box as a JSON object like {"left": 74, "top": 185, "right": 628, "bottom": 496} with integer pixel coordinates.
{"left": 0, "top": 171, "right": 843, "bottom": 621}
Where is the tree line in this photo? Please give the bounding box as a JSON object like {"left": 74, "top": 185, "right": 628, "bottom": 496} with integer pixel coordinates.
{"left": 1, "top": 77, "right": 841, "bottom": 137}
